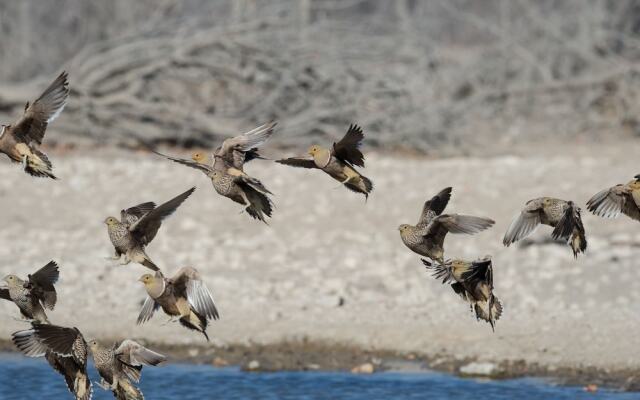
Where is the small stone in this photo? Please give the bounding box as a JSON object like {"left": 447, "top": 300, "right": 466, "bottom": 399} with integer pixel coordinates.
{"left": 247, "top": 360, "right": 261, "bottom": 371}
{"left": 584, "top": 384, "right": 598, "bottom": 393}
{"left": 351, "top": 362, "right": 375, "bottom": 374}
{"left": 188, "top": 348, "right": 200, "bottom": 358}
{"left": 212, "top": 357, "right": 228, "bottom": 367}
{"left": 459, "top": 362, "right": 497, "bottom": 377}
{"left": 406, "top": 353, "right": 416, "bottom": 360}
{"left": 306, "top": 363, "right": 320, "bottom": 370}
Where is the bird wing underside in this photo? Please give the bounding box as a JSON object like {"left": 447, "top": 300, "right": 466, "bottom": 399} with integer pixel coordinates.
{"left": 422, "top": 259, "right": 455, "bottom": 284}
{"left": 460, "top": 258, "right": 493, "bottom": 289}
{"left": 172, "top": 267, "right": 220, "bottom": 321}
{"left": 503, "top": 202, "right": 543, "bottom": 246}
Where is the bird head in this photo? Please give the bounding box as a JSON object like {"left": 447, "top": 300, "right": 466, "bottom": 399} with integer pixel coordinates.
{"left": 87, "top": 339, "right": 99, "bottom": 352}
{"left": 104, "top": 217, "right": 118, "bottom": 226}
{"left": 192, "top": 152, "right": 208, "bottom": 164}
{"left": 139, "top": 274, "right": 154, "bottom": 286}
{"left": 398, "top": 224, "right": 411, "bottom": 233}
{"left": 307, "top": 145, "right": 321, "bottom": 156}
{"left": 2, "top": 274, "right": 19, "bottom": 286}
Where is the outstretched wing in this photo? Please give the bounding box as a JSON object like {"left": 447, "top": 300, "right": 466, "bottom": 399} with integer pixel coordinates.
{"left": 115, "top": 339, "right": 166, "bottom": 382}
{"left": 422, "top": 259, "right": 455, "bottom": 284}
{"left": 137, "top": 296, "right": 160, "bottom": 325}
{"left": 216, "top": 121, "right": 276, "bottom": 169}
{"left": 418, "top": 187, "right": 452, "bottom": 226}
{"left": 27, "top": 260, "right": 60, "bottom": 310}
{"left": 130, "top": 187, "right": 196, "bottom": 245}
{"left": 153, "top": 150, "right": 214, "bottom": 173}
{"left": 587, "top": 184, "right": 640, "bottom": 221}
{"left": 30, "top": 324, "right": 86, "bottom": 363}
{"left": 172, "top": 267, "right": 220, "bottom": 321}
{"left": 420, "top": 214, "right": 494, "bottom": 248}
{"left": 503, "top": 200, "right": 544, "bottom": 246}
{"left": 11, "top": 71, "right": 69, "bottom": 145}
{"left": 276, "top": 157, "right": 318, "bottom": 169}
{"left": 121, "top": 202, "right": 156, "bottom": 225}
{"left": 460, "top": 258, "right": 493, "bottom": 289}
{"left": 332, "top": 124, "right": 365, "bottom": 167}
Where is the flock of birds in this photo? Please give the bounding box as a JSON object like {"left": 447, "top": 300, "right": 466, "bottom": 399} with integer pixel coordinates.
{"left": 0, "top": 72, "right": 639, "bottom": 399}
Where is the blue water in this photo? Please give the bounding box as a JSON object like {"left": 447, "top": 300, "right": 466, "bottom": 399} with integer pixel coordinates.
{"left": 0, "top": 353, "right": 636, "bottom": 400}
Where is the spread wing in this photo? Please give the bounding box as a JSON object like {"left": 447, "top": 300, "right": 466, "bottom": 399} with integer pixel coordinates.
{"left": 503, "top": 200, "right": 544, "bottom": 246}
{"left": 460, "top": 258, "right": 493, "bottom": 289}
{"left": 153, "top": 150, "right": 214, "bottom": 174}
{"left": 276, "top": 157, "right": 318, "bottom": 169}
{"left": 137, "top": 296, "right": 160, "bottom": 325}
{"left": 587, "top": 184, "right": 640, "bottom": 221}
{"left": 30, "top": 324, "right": 86, "bottom": 363}
{"left": 121, "top": 202, "right": 156, "bottom": 225}
{"left": 27, "top": 261, "right": 60, "bottom": 310}
{"left": 216, "top": 121, "right": 276, "bottom": 169}
{"left": 130, "top": 187, "right": 196, "bottom": 245}
{"left": 12, "top": 328, "right": 49, "bottom": 357}
{"left": 332, "top": 124, "right": 365, "bottom": 168}
{"left": 420, "top": 214, "right": 495, "bottom": 247}
{"left": 115, "top": 339, "right": 166, "bottom": 382}
{"left": 422, "top": 259, "right": 455, "bottom": 284}
{"left": 418, "top": 187, "right": 452, "bottom": 226}
{"left": 11, "top": 71, "right": 69, "bottom": 145}
{"left": 172, "top": 267, "right": 219, "bottom": 321}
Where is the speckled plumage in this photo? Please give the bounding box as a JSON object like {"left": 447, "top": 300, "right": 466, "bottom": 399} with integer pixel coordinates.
{"left": 105, "top": 187, "right": 196, "bottom": 270}
{"left": 153, "top": 124, "right": 276, "bottom": 223}
{"left": 398, "top": 187, "right": 495, "bottom": 263}
{"left": 89, "top": 339, "right": 165, "bottom": 400}
{"left": 503, "top": 197, "right": 587, "bottom": 258}
{"left": 1, "top": 261, "right": 59, "bottom": 323}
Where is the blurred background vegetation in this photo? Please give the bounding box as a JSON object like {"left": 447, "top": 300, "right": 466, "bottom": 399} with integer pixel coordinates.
{"left": 0, "top": 0, "right": 639, "bottom": 154}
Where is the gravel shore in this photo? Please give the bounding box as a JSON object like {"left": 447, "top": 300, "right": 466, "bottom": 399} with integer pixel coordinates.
{"left": 1, "top": 144, "right": 639, "bottom": 386}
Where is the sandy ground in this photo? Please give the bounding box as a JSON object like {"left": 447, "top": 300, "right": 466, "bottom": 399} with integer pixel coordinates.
{"left": 1, "top": 143, "right": 640, "bottom": 375}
